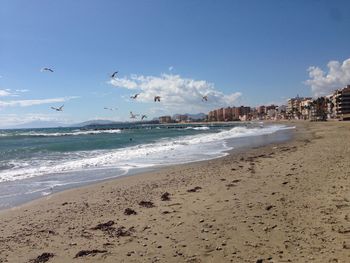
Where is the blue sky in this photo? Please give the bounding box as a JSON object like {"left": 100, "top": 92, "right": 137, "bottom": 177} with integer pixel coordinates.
{"left": 1, "top": 0, "right": 350, "bottom": 127}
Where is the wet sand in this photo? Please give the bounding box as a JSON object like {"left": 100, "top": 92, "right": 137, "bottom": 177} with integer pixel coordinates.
{"left": 0, "top": 121, "right": 349, "bottom": 263}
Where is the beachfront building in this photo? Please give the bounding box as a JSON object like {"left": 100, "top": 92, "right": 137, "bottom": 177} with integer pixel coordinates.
{"left": 159, "top": 116, "right": 172, "bottom": 123}
{"left": 333, "top": 85, "right": 350, "bottom": 120}
{"left": 256, "top": 106, "right": 265, "bottom": 120}
{"left": 277, "top": 105, "right": 287, "bottom": 119}
{"left": 223, "top": 107, "right": 233, "bottom": 121}
{"left": 174, "top": 114, "right": 188, "bottom": 122}
{"left": 300, "top": 99, "right": 313, "bottom": 120}
{"left": 216, "top": 108, "right": 224, "bottom": 121}
{"left": 310, "top": 97, "right": 328, "bottom": 121}
{"left": 238, "top": 106, "right": 251, "bottom": 121}
{"left": 208, "top": 110, "right": 218, "bottom": 121}
{"left": 287, "top": 96, "right": 312, "bottom": 119}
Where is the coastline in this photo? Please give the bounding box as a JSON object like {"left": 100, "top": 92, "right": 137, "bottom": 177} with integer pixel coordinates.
{"left": 1, "top": 121, "right": 350, "bottom": 262}
{"left": 0, "top": 123, "right": 293, "bottom": 210}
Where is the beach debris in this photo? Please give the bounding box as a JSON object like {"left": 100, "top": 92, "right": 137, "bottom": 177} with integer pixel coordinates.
{"left": 124, "top": 208, "right": 137, "bottom": 215}
{"left": 115, "top": 226, "right": 134, "bottom": 237}
{"left": 161, "top": 192, "right": 171, "bottom": 201}
{"left": 111, "top": 71, "right": 118, "bottom": 79}
{"left": 30, "top": 253, "right": 54, "bottom": 263}
{"left": 139, "top": 200, "right": 155, "bottom": 208}
{"left": 38, "top": 229, "right": 56, "bottom": 235}
{"left": 263, "top": 224, "right": 277, "bottom": 232}
{"left": 154, "top": 96, "right": 161, "bottom": 102}
{"left": 50, "top": 105, "right": 64, "bottom": 111}
{"left": 343, "top": 242, "right": 350, "bottom": 249}
{"left": 226, "top": 179, "right": 241, "bottom": 188}
{"left": 265, "top": 205, "right": 274, "bottom": 211}
{"left": 92, "top": 220, "right": 115, "bottom": 231}
{"left": 74, "top": 249, "right": 107, "bottom": 258}
{"left": 187, "top": 186, "right": 202, "bottom": 193}
{"left": 91, "top": 220, "right": 134, "bottom": 237}
{"left": 334, "top": 226, "right": 350, "bottom": 234}
{"left": 41, "top": 67, "right": 54, "bottom": 73}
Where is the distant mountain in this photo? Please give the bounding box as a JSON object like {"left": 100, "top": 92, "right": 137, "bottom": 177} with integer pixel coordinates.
{"left": 6, "top": 120, "right": 68, "bottom": 129}
{"left": 173, "top": 113, "right": 207, "bottom": 120}
{"left": 72, "top": 119, "right": 120, "bottom": 127}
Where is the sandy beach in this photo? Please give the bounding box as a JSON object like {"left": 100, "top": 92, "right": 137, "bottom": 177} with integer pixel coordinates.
{"left": 0, "top": 121, "right": 349, "bottom": 263}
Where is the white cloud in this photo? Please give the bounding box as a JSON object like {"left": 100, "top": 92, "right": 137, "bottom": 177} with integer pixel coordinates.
{"left": 15, "top": 89, "right": 29, "bottom": 93}
{"left": 305, "top": 58, "right": 350, "bottom": 97}
{"left": 0, "top": 88, "right": 30, "bottom": 97}
{"left": 0, "top": 90, "right": 11, "bottom": 97}
{"left": 0, "top": 96, "right": 79, "bottom": 108}
{"left": 110, "top": 73, "right": 242, "bottom": 113}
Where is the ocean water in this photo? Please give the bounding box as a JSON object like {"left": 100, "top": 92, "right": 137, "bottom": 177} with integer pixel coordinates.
{"left": 0, "top": 122, "right": 294, "bottom": 209}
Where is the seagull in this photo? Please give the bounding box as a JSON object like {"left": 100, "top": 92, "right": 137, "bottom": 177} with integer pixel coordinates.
{"left": 111, "top": 71, "right": 118, "bottom": 79}
{"left": 202, "top": 95, "right": 208, "bottom": 102}
{"left": 51, "top": 105, "right": 64, "bottom": 111}
{"left": 141, "top": 114, "right": 147, "bottom": 120}
{"left": 130, "top": 111, "right": 139, "bottom": 119}
{"left": 130, "top": 93, "right": 140, "bottom": 99}
{"left": 154, "top": 96, "right": 161, "bottom": 102}
{"left": 41, "top": 67, "right": 54, "bottom": 73}
{"left": 104, "top": 107, "right": 117, "bottom": 111}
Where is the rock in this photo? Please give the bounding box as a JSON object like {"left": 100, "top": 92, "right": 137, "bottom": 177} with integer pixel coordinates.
{"left": 256, "top": 259, "right": 263, "bottom": 263}
{"left": 199, "top": 219, "right": 204, "bottom": 223}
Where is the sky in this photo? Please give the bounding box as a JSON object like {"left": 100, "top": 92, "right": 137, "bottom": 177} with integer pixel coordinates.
{"left": 1, "top": 0, "right": 350, "bottom": 127}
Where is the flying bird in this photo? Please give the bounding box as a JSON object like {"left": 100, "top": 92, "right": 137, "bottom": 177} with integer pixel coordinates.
{"left": 104, "top": 107, "right": 117, "bottom": 111}
{"left": 202, "top": 95, "right": 208, "bottom": 102}
{"left": 129, "top": 111, "right": 139, "bottom": 119}
{"left": 154, "top": 96, "right": 161, "bottom": 102}
{"left": 51, "top": 105, "right": 64, "bottom": 111}
{"left": 111, "top": 71, "right": 118, "bottom": 79}
{"left": 130, "top": 93, "right": 140, "bottom": 99}
{"left": 141, "top": 115, "right": 147, "bottom": 120}
{"left": 41, "top": 67, "right": 54, "bottom": 73}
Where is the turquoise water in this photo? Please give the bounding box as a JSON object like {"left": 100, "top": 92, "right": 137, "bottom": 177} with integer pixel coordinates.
{"left": 0, "top": 122, "right": 293, "bottom": 209}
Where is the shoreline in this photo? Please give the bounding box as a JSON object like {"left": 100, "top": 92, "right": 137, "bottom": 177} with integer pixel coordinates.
{"left": 0, "top": 123, "right": 293, "bottom": 211}
{"left": 1, "top": 121, "right": 350, "bottom": 262}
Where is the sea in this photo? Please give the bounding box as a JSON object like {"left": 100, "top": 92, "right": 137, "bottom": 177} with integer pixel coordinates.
{"left": 0, "top": 122, "right": 294, "bottom": 209}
